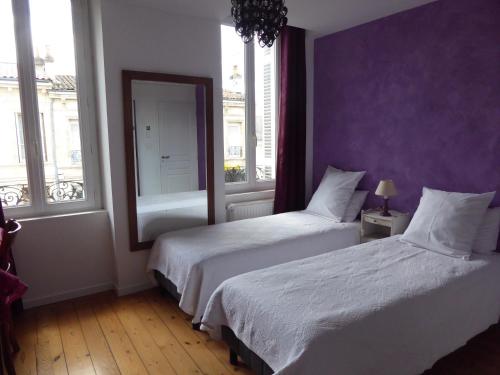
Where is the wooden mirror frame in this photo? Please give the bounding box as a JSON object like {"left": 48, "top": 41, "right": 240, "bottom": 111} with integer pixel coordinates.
{"left": 122, "top": 70, "right": 215, "bottom": 251}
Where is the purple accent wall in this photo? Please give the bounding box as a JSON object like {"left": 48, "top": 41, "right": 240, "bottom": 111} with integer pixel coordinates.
{"left": 313, "top": 0, "right": 500, "bottom": 215}
{"left": 196, "top": 84, "right": 206, "bottom": 190}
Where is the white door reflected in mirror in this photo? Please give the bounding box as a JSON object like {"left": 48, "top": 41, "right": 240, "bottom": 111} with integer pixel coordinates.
{"left": 158, "top": 101, "right": 198, "bottom": 193}
{"left": 132, "top": 80, "right": 208, "bottom": 242}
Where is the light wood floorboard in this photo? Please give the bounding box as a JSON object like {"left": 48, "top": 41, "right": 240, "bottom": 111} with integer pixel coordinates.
{"left": 13, "top": 289, "right": 252, "bottom": 375}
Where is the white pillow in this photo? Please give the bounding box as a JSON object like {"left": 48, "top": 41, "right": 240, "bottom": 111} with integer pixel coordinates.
{"left": 401, "top": 187, "right": 495, "bottom": 259}
{"left": 343, "top": 191, "right": 369, "bottom": 222}
{"left": 472, "top": 207, "right": 500, "bottom": 254}
{"left": 307, "top": 166, "right": 365, "bottom": 222}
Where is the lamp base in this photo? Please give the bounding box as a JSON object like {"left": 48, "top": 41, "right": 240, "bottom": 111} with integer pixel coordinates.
{"left": 381, "top": 198, "right": 392, "bottom": 216}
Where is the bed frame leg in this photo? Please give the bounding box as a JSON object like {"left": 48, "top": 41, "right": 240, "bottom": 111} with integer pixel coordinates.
{"left": 229, "top": 348, "right": 238, "bottom": 366}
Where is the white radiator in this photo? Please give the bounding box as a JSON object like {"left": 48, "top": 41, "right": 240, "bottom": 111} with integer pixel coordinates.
{"left": 226, "top": 199, "right": 274, "bottom": 222}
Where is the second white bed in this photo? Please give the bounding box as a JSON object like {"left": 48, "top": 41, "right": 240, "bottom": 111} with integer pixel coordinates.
{"left": 147, "top": 210, "right": 360, "bottom": 323}
{"left": 202, "top": 236, "right": 500, "bottom": 375}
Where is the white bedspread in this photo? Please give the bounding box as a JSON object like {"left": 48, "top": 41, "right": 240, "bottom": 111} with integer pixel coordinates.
{"left": 147, "top": 211, "right": 360, "bottom": 322}
{"left": 202, "top": 236, "right": 500, "bottom": 375}
{"left": 137, "top": 191, "right": 207, "bottom": 242}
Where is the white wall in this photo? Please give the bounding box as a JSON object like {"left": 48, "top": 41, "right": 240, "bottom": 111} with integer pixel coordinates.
{"left": 14, "top": 211, "right": 114, "bottom": 308}
{"left": 91, "top": 0, "right": 225, "bottom": 294}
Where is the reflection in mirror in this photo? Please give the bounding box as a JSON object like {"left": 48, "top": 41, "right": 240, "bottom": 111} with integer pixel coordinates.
{"left": 132, "top": 80, "right": 208, "bottom": 242}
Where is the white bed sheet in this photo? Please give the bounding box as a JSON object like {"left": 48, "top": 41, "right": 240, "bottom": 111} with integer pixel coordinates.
{"left": 137, "top": 191, "right": 207, "bottom": 214}
{"left": 137, "top": 191, "right": 208, "bottom": 242}
{"left": 202, "top": 236, "right": 500, "bottom": 375}
{"left": 147, "top": 210, "right": 360, "bottom": 322}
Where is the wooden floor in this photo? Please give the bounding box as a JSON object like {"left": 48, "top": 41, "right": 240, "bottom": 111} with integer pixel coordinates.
{"left": 13, "top": 289, "right": 252, "bottom": 375}
{"left": 12, "top": 288, "right": 500, "bottom": 375}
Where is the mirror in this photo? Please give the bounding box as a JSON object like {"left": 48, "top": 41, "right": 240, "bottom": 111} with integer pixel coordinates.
{"left": 123, "top": 71, "right": 214, "bottom": 251}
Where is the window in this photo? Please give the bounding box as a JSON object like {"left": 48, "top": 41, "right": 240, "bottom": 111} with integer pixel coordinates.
{"left": 15, "top": 114, "right": 26, "bottom": 163}
{"left": 16, "top": 113, "right": 49, "bottom": 162}
{"left": 221, "top": 25, "right": 278, "bottom": 192}
{"left": 226, "top": 123, "right": 243, "bottom": 158}
{"left": 0, "top": 0, "right": 99, "bottom": 216}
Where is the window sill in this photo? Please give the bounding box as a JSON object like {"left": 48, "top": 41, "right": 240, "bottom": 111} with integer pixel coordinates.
{"left": 225, "top": 190, "right": 275, "bottom": 205}
{"left": 13, "top": 209, "right": 107, "bottom": 223}
{"left": 225, "top": 181, "right": 276, "bottom": 194}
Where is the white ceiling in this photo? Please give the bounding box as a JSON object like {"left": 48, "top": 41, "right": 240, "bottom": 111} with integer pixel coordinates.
{"left": 124, "top": 0, "right": 436, "bottom": 36}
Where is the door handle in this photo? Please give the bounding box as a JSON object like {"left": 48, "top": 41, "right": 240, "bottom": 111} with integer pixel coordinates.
{"left": 161, "top": 155, "right": 170, "bottom": 159}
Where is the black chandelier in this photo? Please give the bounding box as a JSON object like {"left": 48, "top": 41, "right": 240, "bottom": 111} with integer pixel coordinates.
{"left": 231, "top": 0, "right": 288, "bottom": 48}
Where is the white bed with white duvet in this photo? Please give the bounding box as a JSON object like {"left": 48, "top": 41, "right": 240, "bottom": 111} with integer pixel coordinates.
{"left": 202, "top": 235, "right": 500, "bottom": 375}
{"left": 147, "top": 210, "right": 361, "bottom": 323}
{"left": 147, "top": 166, "right": 368, "bottom": 323}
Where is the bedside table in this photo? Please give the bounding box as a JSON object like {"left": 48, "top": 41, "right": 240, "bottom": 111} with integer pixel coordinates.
{"left": 361, "top": 209, "right": 410, "bottom": 243}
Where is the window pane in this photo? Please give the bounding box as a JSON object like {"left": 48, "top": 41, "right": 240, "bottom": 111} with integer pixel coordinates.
{"left": 221, "top": 25, "right": 247, "bottom": 183}
{"left": 254, "top": 43, "right": 277, "bottom": 182}
{"left": 0, "top": 0, "right": 31, "bottom": 207}
{"left": 29, "top": 0, "right": 85, "bottom": 203}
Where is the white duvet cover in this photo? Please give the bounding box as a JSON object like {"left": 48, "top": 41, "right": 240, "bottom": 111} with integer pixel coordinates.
{"left": 137, "top": 191, "right": 208, "bottom": 242}
{"left": 147, "top": 211, "right": 360, "bottom": 322}
{"left": 202, "top": 236, "right": 500, "bottom": 375}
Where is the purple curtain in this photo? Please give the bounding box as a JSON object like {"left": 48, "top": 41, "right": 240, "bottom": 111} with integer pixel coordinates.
{"left": 273, "top": 26, "right": 307, "bottom": 214}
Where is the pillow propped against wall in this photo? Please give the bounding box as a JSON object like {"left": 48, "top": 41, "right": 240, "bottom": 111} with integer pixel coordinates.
{"left": 343, "top": 190, "right": 369, "bottom": 222}
{"left": 401, "top": 187, "right": 495, "bottom": 260}
{"left": 307, "top": 166, "right": 365, "bottom": 222}
{"left": 472, "top": 207, "right": 500, "bottom": 254}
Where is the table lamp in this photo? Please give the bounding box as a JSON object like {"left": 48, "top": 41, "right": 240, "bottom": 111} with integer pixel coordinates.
{"left": 375, "top": 180, "right": 398, "bottom": 216}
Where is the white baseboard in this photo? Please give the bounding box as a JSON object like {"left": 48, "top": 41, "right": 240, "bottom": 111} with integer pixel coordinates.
{"left": 23, "top": 282, "right": 115, "bottom": 309}
{"left": 23, "top": 279, "right": 155, "bottom": 309}
{"left": 115, "top": 280, "right": 154, "bottom": 297}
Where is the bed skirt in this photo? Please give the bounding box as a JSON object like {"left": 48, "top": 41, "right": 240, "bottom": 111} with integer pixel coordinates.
{"left": 154, "top": 271, "right": 203, "bottom": 330}
{"left": 222, "top": 326, "right": 274, "bottom": 375}
{"left": 154, "top": 270, "right": 182, "bottom": 301}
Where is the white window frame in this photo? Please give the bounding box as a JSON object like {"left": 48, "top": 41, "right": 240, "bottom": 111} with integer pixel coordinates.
{"left": 223, "top": 26, "right": 280, "bottom": 194}
{"left": 5, "top": 0, "right": 100, "bottom": 219}
{"left": 14, "top": 113, "right": 26, "bottom": 164}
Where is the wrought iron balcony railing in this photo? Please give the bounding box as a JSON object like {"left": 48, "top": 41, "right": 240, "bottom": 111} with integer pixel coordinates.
{"left": 0, "top": 180, "right": 84, "bottom": 207}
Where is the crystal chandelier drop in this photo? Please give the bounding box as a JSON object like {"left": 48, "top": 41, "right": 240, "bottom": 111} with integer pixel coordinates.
{"left": 231, "top": 0, "right": 288, "bottom": 48}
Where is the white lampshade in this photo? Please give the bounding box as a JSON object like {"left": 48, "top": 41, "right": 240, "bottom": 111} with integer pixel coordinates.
{"left": 375, "top": 180, "right": 398, "bottom": 197}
